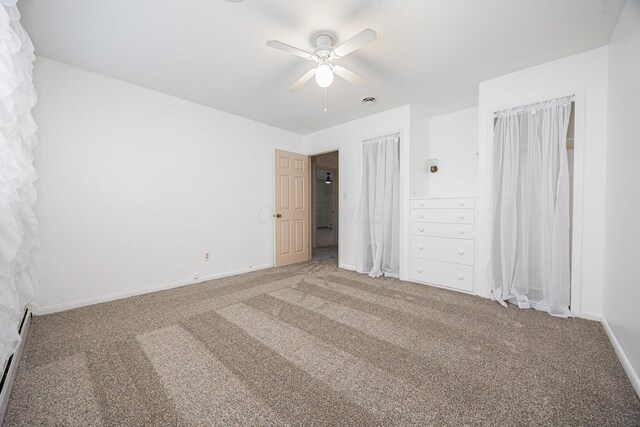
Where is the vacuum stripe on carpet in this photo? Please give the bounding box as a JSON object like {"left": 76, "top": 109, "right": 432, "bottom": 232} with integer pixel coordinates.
{"left": 181, "top": 309, "right": 386, "bottom": 426}
{"left": 136, "top": 324, "right": 284, "bottom": 426}
{"left": 216, "top": 302, "right": 437, "bottom": 425}
{"left": 86, "top": 340, "right": 179, "bottom": 426}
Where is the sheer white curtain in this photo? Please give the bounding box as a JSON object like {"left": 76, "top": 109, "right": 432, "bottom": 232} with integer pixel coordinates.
{"left": 0, "top": 0, "right": 40, "bottom": 365}
{"left": 355, "top": 133, "right": 400, "bottom": 278}
{"left": 489, "top": 96, "right": 572, "bottom": 317}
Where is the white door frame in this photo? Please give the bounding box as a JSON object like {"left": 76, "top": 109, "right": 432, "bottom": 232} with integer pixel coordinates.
{"left": 308, "top": 149, "right": 340, "bottom": 259}
{"left": 479, "top": 86, "right": 586, "bottom": 316}
{"left": 312, "top": 164, "right": 339, "bottom": 248}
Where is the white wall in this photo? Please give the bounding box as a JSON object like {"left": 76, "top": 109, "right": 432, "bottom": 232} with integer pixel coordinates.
{"left": 303, "top": 105, "right": 411, "bottom": 277}
{"left": 410, "top": 106, "right": 430, "bottom": 197}
{"left": 425, "top": 108, "right": 478, "bottom": 198}
{"left": 602, "top": 0, "right": 640, "bottom": 396}
{"left": 477, "top": 47, "right": 609, "bottom": 318}
{"left": 32, "top": 57, "right": 303, "bottom": 312}
{"left": 410, "top": 107, "right": 479, "bottom": 198}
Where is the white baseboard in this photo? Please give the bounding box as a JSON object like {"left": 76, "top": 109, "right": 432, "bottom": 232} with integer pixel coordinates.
{"left": 31, "top": 263, "right": 274, "bottom": 315}
{"left": 578, "top": 311, "right": 602, "bottom": 321}
{"left": 0, "top": 309, "right": 31, "bottom": 423}
{"left": 602, "top": 316, "right": 640, "bottom": 398}
{"left": 339, "top": 264, "right": 356, "bottom": 271}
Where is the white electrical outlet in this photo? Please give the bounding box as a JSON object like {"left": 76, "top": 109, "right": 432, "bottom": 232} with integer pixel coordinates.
{"left": 204, "top": 252, "right": 210, "bottom": 261}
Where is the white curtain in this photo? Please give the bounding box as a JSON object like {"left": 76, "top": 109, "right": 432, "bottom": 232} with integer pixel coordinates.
{"left": 355, "top": 133, "right": 400, "bottom": 278}
{"left": 0, "top": 0, "right": 40, "bottom": 365}
{"left": 489, "top": 96, "right": 572, "bottom": 317}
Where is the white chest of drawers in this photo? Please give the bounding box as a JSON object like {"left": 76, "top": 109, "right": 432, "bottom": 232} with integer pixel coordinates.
{"left": 409, "top": 197, "right": 475, "bottom": 293}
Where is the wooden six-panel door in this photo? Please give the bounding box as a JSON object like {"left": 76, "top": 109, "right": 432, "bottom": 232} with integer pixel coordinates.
{"left": 275, "top": 150, "right": 311, "bottom": 267}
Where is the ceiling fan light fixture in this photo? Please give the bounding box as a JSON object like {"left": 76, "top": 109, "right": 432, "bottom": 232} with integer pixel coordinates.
{"left": 315, "top": 64, "right": 334, "bottom": 88}
{"left": 266, "top": 28, "right": 377, "bottom": 92}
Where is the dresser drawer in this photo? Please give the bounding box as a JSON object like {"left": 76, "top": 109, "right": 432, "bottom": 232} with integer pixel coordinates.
{"left": 411, "top": 198, "right": 475, "bottom": 209}
{"left": 411, "top": 208, "right": 474, "bottom": 224}
{"left": 411, "top": 223, "right": 474, "bottom": 239}
{"left": 410, "top": 258, "right": 474, "bottom": 292}
{"left": 411, "top": 236, "right": 474, "bottom": 265}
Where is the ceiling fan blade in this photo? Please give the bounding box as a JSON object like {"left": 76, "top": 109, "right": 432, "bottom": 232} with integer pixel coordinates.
{"left": 266, "top": 40, "right": 313, "bottom": 60}
{"left": 333, "top": 66, "right": 366, "bottom": 86}
{"left": 288, "top": 68, "right": 317, "bottom": 92}
{"left": 333, "top": 28, "right": 377, "bottom": 58}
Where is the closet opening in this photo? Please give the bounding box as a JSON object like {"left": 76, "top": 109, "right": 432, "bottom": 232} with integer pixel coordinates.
{"left": 310, "top": 151, "right": 339, "bottom": 265}
{"left": 489, "top": 96, "right": 577, "bottom": 317}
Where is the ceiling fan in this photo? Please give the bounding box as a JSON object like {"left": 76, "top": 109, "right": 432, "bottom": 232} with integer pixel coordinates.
{"left": 266, "top": 28, "right": 377, "bottom": 92}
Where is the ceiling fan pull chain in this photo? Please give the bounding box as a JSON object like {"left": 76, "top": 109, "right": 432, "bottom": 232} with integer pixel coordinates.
{"left": 324, "top": 88, "right": 327, "bottom": 113}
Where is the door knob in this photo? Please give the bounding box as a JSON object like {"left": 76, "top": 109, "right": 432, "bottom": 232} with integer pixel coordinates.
{"left": 274, "top": 214, "right": 282, "bottom": 218}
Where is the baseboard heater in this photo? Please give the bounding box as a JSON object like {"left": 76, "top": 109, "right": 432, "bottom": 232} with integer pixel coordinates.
{"left": 0, "top": 308, "right": 31, "bottom": 423}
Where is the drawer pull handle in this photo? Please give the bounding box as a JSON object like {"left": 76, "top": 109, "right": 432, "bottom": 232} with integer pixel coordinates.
{"left": 458, "top": 213, "right": 465, "bottom": 220}
{"left": 419, "top": 213, "right": 425, "bottom": 219}
{"left": 417, "top": 268, "right": 424, "bottom": 273}
{"left": 418, "top": 227, "right": 425, "bottom": 232}
{"left": 457, "top": 248, "right": 465, "bottom": 255}
{"left": 457, "top": 273, "right": 464, "bottom": 280}
{"left": 418, "top": 245, "right": 424, "bottom": 250}
{"left": 458, "top": 228, "right": 465, "bottom": 235}
{"left": 419, "top": 202, "right": 425, "bottom": 207}
{"left": 459, "top": 201, "right": 465, "bottom": 206}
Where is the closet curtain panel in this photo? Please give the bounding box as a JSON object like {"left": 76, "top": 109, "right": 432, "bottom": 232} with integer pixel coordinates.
{"left": 0, "top": 0, "right": 40, "bottom": 365}
{"left": 489, "top": 97, "right": 572, "bottom": 317}
{"left": 355, "top": 133, "right": 400, "bottom": 278}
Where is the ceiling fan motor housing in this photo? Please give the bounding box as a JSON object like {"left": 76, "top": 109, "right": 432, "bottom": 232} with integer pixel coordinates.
{"left": 313, "top": 33, "right": 335, "bottom": 60}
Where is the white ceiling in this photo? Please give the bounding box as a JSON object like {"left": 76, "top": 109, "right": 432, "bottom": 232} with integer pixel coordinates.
{"left": 19, "top": 0, "right": 624, "bottom": 134}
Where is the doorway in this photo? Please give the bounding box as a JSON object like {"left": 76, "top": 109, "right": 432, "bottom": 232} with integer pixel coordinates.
{"left": 311, "top": 151, "right": 338, "bottom": 264}
{"left": 489, "top": 96, "right": 576, "bottom": 316}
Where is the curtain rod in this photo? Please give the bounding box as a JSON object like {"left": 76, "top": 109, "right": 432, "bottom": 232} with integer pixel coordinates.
{"left": 362, "top": 133, "right": 400, "bottom": 144}
{"left": 493, "top": 95, "right": 575, "bottom": 118}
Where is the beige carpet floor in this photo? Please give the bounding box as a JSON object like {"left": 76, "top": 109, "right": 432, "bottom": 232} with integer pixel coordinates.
{"left": 5, "top": 246, "right": 640, "bottom": 426}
